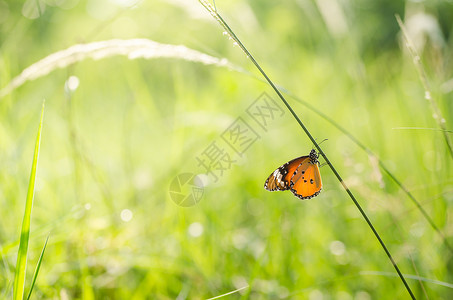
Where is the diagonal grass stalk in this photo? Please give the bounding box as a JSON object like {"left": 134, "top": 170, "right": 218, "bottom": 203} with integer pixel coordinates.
{"left": 198, "top": 1, "right": 415, "bottom": 298}
{"left": 13, "top": 101, "right": 45, "bottom": 300}
{"left": 395, "top": 14, "right": 453, "bottom": 159}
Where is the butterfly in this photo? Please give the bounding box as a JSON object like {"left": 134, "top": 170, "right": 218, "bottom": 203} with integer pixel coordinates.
{"left": 264, "top": 149, "right": 322, "bottom": 199}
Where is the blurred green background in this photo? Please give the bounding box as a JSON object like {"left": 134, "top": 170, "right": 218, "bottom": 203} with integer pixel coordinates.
{"left": 1, "top": 0, "right": 453, "bottom": 299}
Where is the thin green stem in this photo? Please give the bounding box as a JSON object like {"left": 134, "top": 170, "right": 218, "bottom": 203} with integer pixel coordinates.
{"left": 198, "top": 1, "right": 416, "bottom": 298}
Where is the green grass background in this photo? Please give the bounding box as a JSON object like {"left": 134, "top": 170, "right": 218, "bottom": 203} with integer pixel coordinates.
{"left": 1, "top": 0, "right": 453, "bottom": 298}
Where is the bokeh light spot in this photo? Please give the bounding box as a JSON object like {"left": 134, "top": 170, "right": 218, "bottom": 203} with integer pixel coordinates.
{"left": 188, "top": 222, "right": 204, "bottom": 237}
{"left": 330, "top": 240, "right": 346, "bottom": 256}
{"left": 120, "top": 209, "right": 133, "bottom": 222}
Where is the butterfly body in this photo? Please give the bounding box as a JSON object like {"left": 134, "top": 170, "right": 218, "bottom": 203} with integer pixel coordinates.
{"left": 264, "top": 149, "right": 322, "bottom": 200}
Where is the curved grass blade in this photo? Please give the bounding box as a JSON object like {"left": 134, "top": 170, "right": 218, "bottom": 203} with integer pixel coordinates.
{"left": 392, "top": 127, "right": 453, "bottom": 133}
{"left": 360, "top": 271, "right": 453, "bottom": 289}
{"left": 197, "top": 1, "right": 415, "bottom": 298}
{"left": 207, "top": 285, "right": 249, "bottom": 300}
{"left": 396, "top": 14, "right": 453, "bottom": 159}
{"left": 26, "top": 235, "right": 49, "bottom": 300}
{"left": 13, "top": 101, "right": 45, "bottom": 300}
{"left": 0, "top": 39, "right": 242, "bottom": 99}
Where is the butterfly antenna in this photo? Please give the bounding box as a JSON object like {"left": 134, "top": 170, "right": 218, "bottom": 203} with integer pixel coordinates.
{"left": 312, "top": 138, "right": 328, "bottom": 151}
{"left": 318, "top": 138, "right": 328, "bottom": 145}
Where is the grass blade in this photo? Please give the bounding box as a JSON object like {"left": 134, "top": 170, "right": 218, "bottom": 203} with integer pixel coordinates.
{"left": 207, "top": 285, "right": 249, "bottom": 300}
{"left": 26, "top": 235, "right": 49, "bottom": 300}
{"left": 13, "top": 101, "right": 45, "bottom": 300}
{"left": 360, "top": 271, "right": 453, "bottom": 289}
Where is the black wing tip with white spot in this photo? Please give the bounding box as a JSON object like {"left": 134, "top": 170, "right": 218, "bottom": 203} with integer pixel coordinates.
{"left": 264, "top": 179, "right": 272, "bottom": 191}
{"left": 264, "top": 175, "right": 277, "bottom": 191}
{"left": 264, "top": 165, "right": 291, "bottom": 191}
{"left": 264, "top": 178, "right": 287, "bottom": 191}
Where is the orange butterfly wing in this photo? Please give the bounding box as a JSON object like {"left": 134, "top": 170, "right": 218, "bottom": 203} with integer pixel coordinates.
{"left": 264, "top": 156, "right": 310, "bottom": 191}
{"left": 290, "top": 160, "right": 322, "bottom": 199}
{"left": 264, "top": 149, "right": 323, "bottom": 199}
